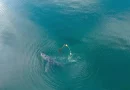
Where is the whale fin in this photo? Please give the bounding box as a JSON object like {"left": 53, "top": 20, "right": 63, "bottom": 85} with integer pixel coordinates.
{"left": 45, "top": 62, "right": 50, "bottom": 72}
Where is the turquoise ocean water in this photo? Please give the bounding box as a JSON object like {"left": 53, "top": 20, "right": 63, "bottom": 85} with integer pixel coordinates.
{"left": 0, "top": 0, "right": 130, "bottom": 90}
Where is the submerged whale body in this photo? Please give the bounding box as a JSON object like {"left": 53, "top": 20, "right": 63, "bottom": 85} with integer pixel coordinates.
{"left": 41, "top": 53, "right": 62, "bottom": 72}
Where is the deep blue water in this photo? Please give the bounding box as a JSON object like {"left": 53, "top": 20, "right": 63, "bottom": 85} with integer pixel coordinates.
{"left": 0, "top": 0, "right": 130, "bottom": 90}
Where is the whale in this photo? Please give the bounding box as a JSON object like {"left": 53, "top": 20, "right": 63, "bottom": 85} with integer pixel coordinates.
{"left": 41, "top": 53, "right": 62, "bottom": 72}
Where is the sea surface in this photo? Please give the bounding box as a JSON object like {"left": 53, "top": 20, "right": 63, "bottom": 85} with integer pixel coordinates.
{"left": 0, "top": 0, "right": 130, "bottom": 90}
